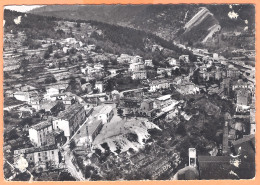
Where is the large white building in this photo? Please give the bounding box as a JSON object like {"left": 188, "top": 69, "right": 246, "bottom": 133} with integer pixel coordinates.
{"left": 154, "top": 94, "right": 173, "bottom": 109}
{"left": 29, "top": 121, "right": 53, "bottom": 146}
{"left": 149, "top": 79, "right": 172, "bottom": 92}
{"left": 129, "top": 62, "right": 145, "bottom": 72}
{"left": 144, "top": 59, "right": 154, "bottom": 67}
{"left": 132, "top": 70, "right": 147, "bottom": 80}
{"left": 44, "top": 87, "right": 59, "bottom": 100}
{"left": 97, "top": 105, "right": 114, "bottom": 124}
{"left": 52, "top": 104, "right": 88, "bottom": 140}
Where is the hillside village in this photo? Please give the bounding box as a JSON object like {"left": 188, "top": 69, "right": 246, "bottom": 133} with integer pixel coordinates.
{"left": 3, "top": 6, "right": 255, "bottom": 181}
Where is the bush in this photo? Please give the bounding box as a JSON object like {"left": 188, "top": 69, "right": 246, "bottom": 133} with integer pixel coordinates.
{"left": 58, "top": 172, "right": 76, "bottom": 181}
{"left": 44, "top": 75, "right": 57, "bottom": 84}
{"left": 44, "top": 51, "right": 50, "bottom": 59}
{"left": 176, "top": 123, "right": 186, "bottom": 136}
{"left": 54, "top": 52, "right": 61, "bottom": 59}
{"left": 7, "top": 129, "right": 19, "bottom": 140}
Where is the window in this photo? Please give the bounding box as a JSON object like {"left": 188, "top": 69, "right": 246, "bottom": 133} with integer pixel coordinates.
{"left": 45, "top": 157, "right": 48, "bottom": 160}
{"left": 30, "top": 157, "right": 32, "bottom": 161}
{"left": 38, "top": 153, "right": 41, "bottom": 157}
{"left": 52, "top": 151, "right": 54, "bottom": 154}
{"left": 39, "top": 158, "right": 41, "bottom": 162}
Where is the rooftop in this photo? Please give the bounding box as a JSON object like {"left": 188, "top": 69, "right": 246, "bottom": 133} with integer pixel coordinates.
{"left": 198, "top": 155, "right": 235, "bottom": 179}
{"left": 40, "top": 101, "right": 57, "bottom": 111}
{"left": 156, "top": 94, "right": 171, "bottom": 101}
{"left": 198, "top": 156, "right": 231, "bottom": 163}
{"left": 150, "top": 79, "right": 172, "bottom": 85}
{"left": 15, "top": 144, "right": 58, "bottom": 154}
{"left": 57, "top": 104, "right": 85, "bottom": 121}
{"left": 142, "top": 99, "right": 154, "bottom": 104}
{"left": 31, "top": 121, "right": 52, "bottom": 130}
{"left": 88, "top": 119, "right": 103, "bottom": 136}
{"left": 232, "top": 134, "right": 255, "bottom": 146}
{"left": 49, "top": 129, "right": 64, "bottom": 137}
{"left": 99, "top": 105, "right": 113, "bottom": 115}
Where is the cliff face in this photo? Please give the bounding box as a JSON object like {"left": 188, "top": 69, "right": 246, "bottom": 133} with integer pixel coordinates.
{"left": 181, "top": 7, "right": 221, "bottom": 43}
{"left": 184, "top": 7, "right": 218, "bottom": 31}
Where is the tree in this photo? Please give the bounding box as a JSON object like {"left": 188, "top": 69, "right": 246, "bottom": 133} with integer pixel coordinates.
{"left": 47, "top": 45, "right": 53, "bottom": 54}
{"left": 69, "top": 139, "right": 76, "bottom": 151}
{"left": 58, "top": 172, "right": 76, "bottom": 181}
{"left": 117, "top": 108, "right": 123, "bottom": 117}
{"left": 44, "top": 51, "right": 50, "bottom": 59}
{"left": 77, "top": 54, "right": 83, "bottom": 62}
{"left": 176, "top": 123, "right": 186, "bottom": 136}
{"left": 69, "top": 47, "right": 77, "bottom": 55}
{"left": 44, "top": 75, "right": 57, "bottom": 84}
{"left": 80, "top": 78, "right": 87, "bottom": 85}
{"left": 50, "top": 102, "right": 65, "bottom": 116}
{"left": 110, "top": 59, "right": 118, "bottom": 65}
{"left": 164, "top": 72, "right": 169, "bottom": 78}
{"left": 56, "top": 29, "right": 65, "bottom": 36}
{"left": 54, "top": 52, "right": 61, "bottom": 59}
{"left": 76, "top": 22, "right": 81, "bottom": 28}
{"left": 8, "top": 129, "right": 19, "bottom": 140}
{"left": 19, "top": 58, "right": 29, "bottom": 72}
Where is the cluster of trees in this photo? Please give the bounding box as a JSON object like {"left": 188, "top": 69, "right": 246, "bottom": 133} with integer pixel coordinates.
{"left": 4, "top": 9, "right": 67, "bottom": 40}
{"left": 22, "top": 37, "right": 42, "bottom": 49}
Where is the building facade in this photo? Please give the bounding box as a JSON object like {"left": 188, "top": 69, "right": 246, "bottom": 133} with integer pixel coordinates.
{"left": 52, "top": 104, "right": 87, "bottom": 139}
{"left": 132, "top": 70, "right": 147, "bottom": 80}
{"left": 14, "top": 145, "right": 61, "bottom": 170}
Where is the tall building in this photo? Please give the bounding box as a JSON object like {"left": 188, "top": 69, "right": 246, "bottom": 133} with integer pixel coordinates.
{"left": 52, "top": 104, "right": 88, "bottom": 140}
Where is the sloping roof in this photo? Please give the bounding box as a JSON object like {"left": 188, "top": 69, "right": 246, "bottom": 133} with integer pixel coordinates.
{"left": 49, "top": 129, "right": 64, "bottom": 137}
{"left": 99, "top": 105, "right": 113, "bottom": 115}
{"left": 16, "top": 144, "right": 58, "bottom": 154}
{"left": 232, "top": 134, "right": 255, "bottom": 146}
{"left": 198, "top": 156, "right": 235, "bottom": 179}
{"left": 198, "top": 156, "right": 231, "bottom": 163}
{"left": 88, "top": 120, "right": 103, "bottom": 136}
{"left": 150, "top": 79, "right": 170, "bottom": 85}
{"left": 40, "top": 101, "right": 57, "bottom": 111}
{"left": 57, "top": 104, "right": 84, "bottom": 120}
{"left": 142, "top": 99, "right": 154, "bottom": 104}
{"left": 31, "top": 121, "right": 52, "bottom": 130}
{"left": 21, "top": 85, "right": 38, "bottom": 91}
